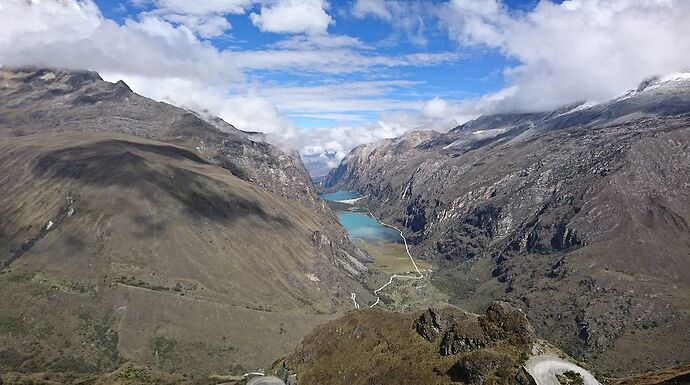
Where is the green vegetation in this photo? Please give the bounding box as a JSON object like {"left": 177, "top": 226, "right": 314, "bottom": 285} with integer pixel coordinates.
{"left": 115, "top": 363, "right": 154, "bottom": 383}
{"left": 48, "top": 355, "right": 98, "bottom": 374}
{"left": 354, "top": 239, "right": 431, "bottom": 274}
{"left": 0, "top": 315, "right": 28, "bottom": 336}
{"left": 115, "top": 276, "right": 197, "bottom": 295}
{"left": 62, "top": 280, "right": 98, "bottom": 297}
{"left": 152, "top": 337, "right": 178, "bottom": 368}
{"left": 222, "top": 160, "right": 250, "bottom": 181}
{"left": 0, "top": 272, "right": 34, "bottom": 283}
{"left": 74, "top": 311, "right": 122, "bottom": 372}
{"left": 35, "top": 323, "right": 56, "bottom": 339}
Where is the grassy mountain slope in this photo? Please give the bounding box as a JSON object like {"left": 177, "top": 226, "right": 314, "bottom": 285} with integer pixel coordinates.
{"left": 0, "top": 69, "right": 375, "bottom": 378}
{"left": 274, "top": 302, "right": 537, "bottom": 385}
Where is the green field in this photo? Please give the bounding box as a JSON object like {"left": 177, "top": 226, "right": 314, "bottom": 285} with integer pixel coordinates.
{"left": 354, "top": 239, "right": 430, "bottom": 274}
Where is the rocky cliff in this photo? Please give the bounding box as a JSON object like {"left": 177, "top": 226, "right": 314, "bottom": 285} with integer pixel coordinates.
{"left": 322, "top": 74, "right": 690, "bottom": 376}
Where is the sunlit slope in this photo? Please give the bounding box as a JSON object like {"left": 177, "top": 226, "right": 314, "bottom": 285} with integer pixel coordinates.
{"left": 0, "top": 69, "right": 374, "bottom": 376}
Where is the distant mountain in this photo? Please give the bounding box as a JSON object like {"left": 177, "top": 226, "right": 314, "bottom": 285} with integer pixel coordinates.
{"left": 301, "top": 151, "right": 341, "bottom": 179}
{"left": 322, "top": 73, "right": 690, "bottom": 377}
{"left": 0, "top": 68, "right": 375, "bottom": 378}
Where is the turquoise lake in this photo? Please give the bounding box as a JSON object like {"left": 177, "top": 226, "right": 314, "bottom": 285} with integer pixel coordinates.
{"left": 318, "top": 191, "right": 361, "bottom": 201}
{"left": 319, "top": 191, "right": 402, "bottom": 243}
{"left": 336, "top": 212, "right": 401, "bottom": 243}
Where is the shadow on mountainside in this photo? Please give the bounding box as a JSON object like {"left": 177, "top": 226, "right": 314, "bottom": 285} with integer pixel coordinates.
{"left": 32, "top": 139, "right": 292, "bottom": 226}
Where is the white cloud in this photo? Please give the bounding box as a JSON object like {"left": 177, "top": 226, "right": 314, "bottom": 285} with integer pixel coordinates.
{"left": 232, "top": 49, "right": 460, "bottom": 73}
{"left": 421, "top": 96, "right": 450, "bottom": 118}
{"left": 0, "top": 0, "right": 102, "bottom": 44}
{"left": 254, "top": 81, "right": 420, "bottom": 116}
{"left": 441, "top": 0, "right": 690, "bottom": 111}
{"left": 352, "top": 0, "right": 431, "bottom": 45}
{"left": 136, "top": 0, "right": 254, "bottom": 38}
{"left": 152, "top": 0, "right": 253, "bottom": 15}
{"left": 0, "top": 1, "right": 242, "bottom": 85}
{"left": 352, "top": 0, "right": 392, "bottom": 20}
{"left": 272, "top": 34, "right": 370, "bottom": 50}
{"left": 150, "top": 13, "right": 231, "bottom": 38}
{"left": 250, "top": 0, "right": 333, "bottom": 35}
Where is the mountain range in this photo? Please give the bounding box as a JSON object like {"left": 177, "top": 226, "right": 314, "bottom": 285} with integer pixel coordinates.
{"left": 321, "top": 73, "right": 690, "bottom": 377}
{"left": 1, "top": 67, "right": 689, "bottom": 384}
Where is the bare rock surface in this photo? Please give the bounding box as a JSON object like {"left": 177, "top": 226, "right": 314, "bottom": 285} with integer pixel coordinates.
{"left": 321, "top": 74, "right": 690, "bottom": 376}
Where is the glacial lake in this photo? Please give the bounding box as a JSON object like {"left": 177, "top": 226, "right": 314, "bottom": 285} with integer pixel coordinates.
{"left": 318, "top": 190, "right": 361, "bottom": 202}
{"left": 319, "top": 191, "right": 400, "bottom": 243}
{"left": 319, "top": 191, "right": 429, "bottom": 274}
{"left": 336, "top": 211, "right": 402, "bottom": 243}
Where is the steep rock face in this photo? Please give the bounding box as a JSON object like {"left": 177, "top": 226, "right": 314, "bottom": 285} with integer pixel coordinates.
{"left": 0, "top": 68, "right": 374, "bottom": 377}
{"left": 275, "top": 302, "right": 536, "bottom": 385}
{"left": 322, "top": 74, "right": 690, "bottom": 376}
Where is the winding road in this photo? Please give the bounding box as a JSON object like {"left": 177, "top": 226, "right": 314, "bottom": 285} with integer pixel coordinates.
{"left": 350, "top": 213, "right": 424, "bottom": 309}
{"left": 246, "top": 375, "right": 286, "bottom": 385}
{"left": 525, "top": 354, "right": 602, "bottom": 385}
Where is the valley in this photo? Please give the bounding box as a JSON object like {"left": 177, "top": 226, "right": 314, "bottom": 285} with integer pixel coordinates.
{"left": 319, "top": 190, "right": 441, "bottom": 310}
{"left": 2, "top": 1, "right": 690, "bottom": 384}
{"left": 0, "top": 67, "right": 688, "bottom": 385}
{"left": 320, "top": 74, "right": 690, "bottom": 378}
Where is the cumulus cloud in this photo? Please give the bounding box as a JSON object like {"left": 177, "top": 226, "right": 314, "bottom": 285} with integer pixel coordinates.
{"left": 250, "top": 0, "right": 333, "bottom": 35}
{"left": 0, "top": 1, "right": 447, "bottom": 147}
{"left": 134, "top": 0, "right": 253, "bottom": 38}
{"left": 0, "top": 0, "right": 295, "bottom": 142}
{"left": 0, "top": 0, "right": 242, "bottom": 84}
{"left": 442, "top": 0, "right": 690, "bottom": 111}
{"left": 104, "top": 73, "right": 297, "bottom": 140}
{"left": 5, "top": 0, "right": 689, "bottom": 178}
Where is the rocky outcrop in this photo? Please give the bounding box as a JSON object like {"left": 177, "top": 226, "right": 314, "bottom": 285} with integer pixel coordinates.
{"left": 322, "top": 74, "right": 690, "bottom": 376}
{"left": 414, "top": 302, "right": 534, "bottom": 357}
{"left": 275, "top": 302, "right": 536, "bottom": 385}
{"left": 415, "top": 307, "right": 458, "bottom": 341}
{"left": 450, "top": 351, "right": 537, "bottom": 385}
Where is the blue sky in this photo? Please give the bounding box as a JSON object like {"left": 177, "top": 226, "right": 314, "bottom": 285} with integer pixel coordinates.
{"left": 94, "top": 0, "right": 522, "bottom": 130}
{"left": 2, "top": 0, "right": 688, "bottom": 175}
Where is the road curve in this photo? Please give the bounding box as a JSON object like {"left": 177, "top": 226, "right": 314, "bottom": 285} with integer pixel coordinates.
{"left": 525, "top": 354, "right": 602, "bottom": 385}
{"left": 246, "top": 375, "right": 286, "bottom": 385}
{"left": 350, "top": 213, "right": 424, "bottom": 309}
